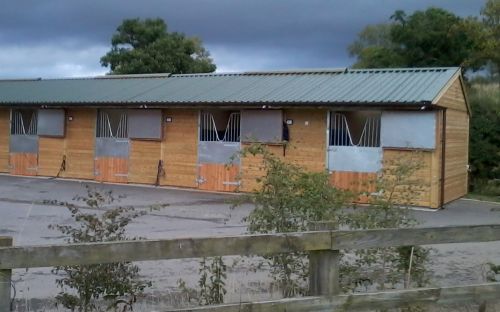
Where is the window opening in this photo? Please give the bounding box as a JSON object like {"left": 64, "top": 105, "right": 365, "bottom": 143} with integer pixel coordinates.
{"left": 200, "top": 111, "right": 240, "bottom": 142}
{"left": 329, "top": 112, "right": 380, "bottom": 147}
{"left": 11, "top": 109, "right": 37, "bottom": 135}
{"left": 96, "top": 110, "right": 128, "bottom": 138}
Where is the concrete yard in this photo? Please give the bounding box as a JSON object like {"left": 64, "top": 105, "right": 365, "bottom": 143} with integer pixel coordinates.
{"left": 1, "top": 174, "right": 500, "bottom": 310}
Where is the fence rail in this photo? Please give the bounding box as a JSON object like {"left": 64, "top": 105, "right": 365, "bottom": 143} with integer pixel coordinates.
{"left": 1, "top": 224, "right": 500, "bottom": 311}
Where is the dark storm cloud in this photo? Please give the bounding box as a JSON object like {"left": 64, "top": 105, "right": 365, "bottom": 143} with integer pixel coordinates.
{"left": 0, "top": 0, "right": 486, "bottom": 77}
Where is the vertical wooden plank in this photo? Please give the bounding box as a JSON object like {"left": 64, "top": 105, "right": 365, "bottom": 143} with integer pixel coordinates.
{"left": 0, "top": 236, "right": 13, "bottom": 312}
{"left": 0, "top": 109, "right": 9, "bottom": 173}
{"left": 308, "top": 222, "right": 339, "bottom": 296}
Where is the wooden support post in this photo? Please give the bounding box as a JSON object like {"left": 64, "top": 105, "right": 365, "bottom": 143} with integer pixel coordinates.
{"left": 308, "top": 221, "right": 340, "bottom": 296}
{"left": 0, "top": 236, "right": 13, "bottom": 312}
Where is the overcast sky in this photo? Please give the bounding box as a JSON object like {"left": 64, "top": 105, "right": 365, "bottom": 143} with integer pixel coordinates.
{"left": 0, "top": 0, "right": 485, "bottom": 78}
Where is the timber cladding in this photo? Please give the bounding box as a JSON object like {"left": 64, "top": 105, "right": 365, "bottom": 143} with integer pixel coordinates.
{"left": 443, "top": 109, "right": 469, "bottom": 203}
{"left": 382, "top": 150, "right": 434, "bottom": 208}
{"left": 160, "top": 109, "right": 198, "bottom": 188}
{"left": 38, "top": 109, "right": 96, "bottom": 179}
{"left": 129, "top": 140, "right": 161, "bottom": 184}
{"left": 240, "top": 109, "right": 327, "bottom": 192}
{"left": 9, "top": 153, "right": 38, "bottom": 176}
{"left": 0, "top": 109, "right": 9, "bottom": 172}
{"left": 62, "top": 109, "right": 96, "bottom": 180}
{"left": 436, "top": 76, "right": 469, "bottom": 203}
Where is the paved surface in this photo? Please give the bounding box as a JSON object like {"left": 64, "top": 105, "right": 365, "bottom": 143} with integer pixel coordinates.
{"left": 1, "top": 175, "right": 500, "bottom": 311}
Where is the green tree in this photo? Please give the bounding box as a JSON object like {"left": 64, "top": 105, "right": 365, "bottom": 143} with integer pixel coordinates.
{"left": 479, "top": 0, "right": 500, "bottom": 78}
{"left": 350, "top": 7, "right": 482, "bottom": 71}
{"left": 101, "top": 18, "right": 216, "bottom": 75}
{"left": 348, "top": 24, "right": 405, "bottom": 68}
{"left": 468, "top": 84, "right": 500, "bottom": 192}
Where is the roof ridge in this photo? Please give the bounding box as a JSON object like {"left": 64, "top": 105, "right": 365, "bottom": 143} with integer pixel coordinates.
{"left": 347, "top": 67, "right": 459, "bottom": 73}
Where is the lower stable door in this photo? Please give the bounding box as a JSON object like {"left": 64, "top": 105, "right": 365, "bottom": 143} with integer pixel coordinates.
{"left": 9, "top": 153, "right": 38, "bottom": 176}
{"left": 94, "top": 138, "right": 129, "bottom": 183}
{"left": 9, "top": 134, "right": 39, "bottom": 176}
{"left": 198, "top": 162, "right": 240, "bottom": 192}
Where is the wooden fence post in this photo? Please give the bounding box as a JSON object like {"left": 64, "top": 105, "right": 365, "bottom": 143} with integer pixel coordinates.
{"left": 308, "top": 221, "right": 340, "bottom": 296}
{"left": 0, "top": 236, "right": 13, "bottom": 312}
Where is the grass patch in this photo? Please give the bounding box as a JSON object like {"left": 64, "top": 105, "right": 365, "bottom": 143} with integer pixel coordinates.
{"left": 465, "top": 192, "right": 500, "bottom": 203}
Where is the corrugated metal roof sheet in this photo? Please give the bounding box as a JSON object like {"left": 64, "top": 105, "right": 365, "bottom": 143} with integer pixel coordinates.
{"left": 0, "top": 67, "right": 460, "bottom": 106}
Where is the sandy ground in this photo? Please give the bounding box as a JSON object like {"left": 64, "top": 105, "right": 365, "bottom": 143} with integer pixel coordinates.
{"left": 1, "top": 175, "right": 500, "bottom": 311}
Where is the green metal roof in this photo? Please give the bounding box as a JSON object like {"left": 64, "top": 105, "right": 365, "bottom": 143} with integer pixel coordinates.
{"left": 0, "top": 67, "right": 460, "bottom": 107}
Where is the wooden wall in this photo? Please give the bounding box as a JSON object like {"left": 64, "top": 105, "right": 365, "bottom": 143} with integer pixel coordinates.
{"left": 381, "top": 150, "right": 434, "bottom": 207}
{"left": 437, "top": 77, "right": 469, "bottom": 203}
{"left": 38, "top": 137, "right": 65, "bottom": 176}
{"left": 62, "top": 109, "right": 96, "bottom": 179}
{"left": 0, "top": 109, "right": 9, "bottom": 173}
{"left": 129, "top": 140, "right": 162, "bottom": 184}
{"left": 160, "top": 109, "right": 198, "bottom": 188}
{"left": 240, "top": 109, "right": 327, "bottom": 192}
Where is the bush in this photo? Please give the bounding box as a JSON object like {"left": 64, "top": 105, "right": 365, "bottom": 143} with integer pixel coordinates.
{"left": 235, "top": 144, "right": 430, "bottom": 297}
{"left": 49, "top": 185, "right": 151, "bottom": 312}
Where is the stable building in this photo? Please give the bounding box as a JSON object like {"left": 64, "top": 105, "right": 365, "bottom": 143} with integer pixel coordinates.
{"left": 0, "top": 67, "right": 469, "bottom": 208}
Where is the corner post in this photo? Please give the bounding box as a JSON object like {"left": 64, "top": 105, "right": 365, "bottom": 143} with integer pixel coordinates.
{"left": 0, "top": 236, "right": 13, "bottom": 312}
{"left": 308, "top": 221, "right": 340, "bottom": 296}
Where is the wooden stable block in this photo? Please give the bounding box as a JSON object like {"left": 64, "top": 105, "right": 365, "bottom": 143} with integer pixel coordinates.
{"left": 9, "top": 153, "right": 38, "bottom": 176}
{"left": 198, "top": 163, "right": 240, "bottom": 192}
{"left": 95, "top": 157, "right": 128, "bottom": 183}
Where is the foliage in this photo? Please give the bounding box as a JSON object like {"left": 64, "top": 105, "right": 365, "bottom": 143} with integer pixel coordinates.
{"left": 349, "top": 5, "right": 497, "bottom": 74}
{"left": 480, "top": 0, "right": 500, "bottom": 78}
{"left": 48, "top": 185, "right": 151, "bottom": 312}
{"left": 176, "top": 256, "right": 227, "bottom": 306}
{"left": 348, "top": 24, "right": 405, "bottom": 68}
{"left": 233, "top": 144, "right": 429, "bottom": 298}
{"left": 468, "top": 83, "right": 500, "bottom": 194}
{"left": 234, "top": 143, "right": 350, "bottom": 297}
{"left": 198, "top": 257, "right": 227, "bottom": 305}
{"left": 101, "top": 18, "right": 216, "bottom": 75}
{"left": 343, "top": 152, "right": 430, "bottom": 291}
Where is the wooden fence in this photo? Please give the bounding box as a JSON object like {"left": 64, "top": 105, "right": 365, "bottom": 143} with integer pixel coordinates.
{"left": 1, "top": 224, "right": 500, "bottom": 311}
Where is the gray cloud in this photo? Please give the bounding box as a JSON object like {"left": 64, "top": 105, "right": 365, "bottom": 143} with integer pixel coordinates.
{"left": 0, "top": 0, "right": 486, "bottom": 78}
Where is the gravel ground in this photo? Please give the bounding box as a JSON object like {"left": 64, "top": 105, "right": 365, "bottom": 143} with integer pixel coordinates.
{"left": 1, "top": 174, "right": 500, "bottom": 311}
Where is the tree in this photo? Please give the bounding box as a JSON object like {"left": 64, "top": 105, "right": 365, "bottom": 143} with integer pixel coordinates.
{"left": 348, "top": 24, "right": 405, "bottom": 68}
{"left": 479, "top": 0, "right": 500, "bottom": 78}
{"left": 468, "top": 84, "right": 500, "bottom": 193}
{"left": 101, "top": 18, "right": 216, "bottom": 75}
{"left": 350, "top": 8, "right": 481, "bottom": 71}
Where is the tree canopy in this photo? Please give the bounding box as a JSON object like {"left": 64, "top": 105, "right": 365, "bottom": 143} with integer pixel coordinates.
{"left": 349, "top": 2, "right": 499, "bottom": 75}
{"left": 100, "top": 18, "right": 216, "bottom": 75}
